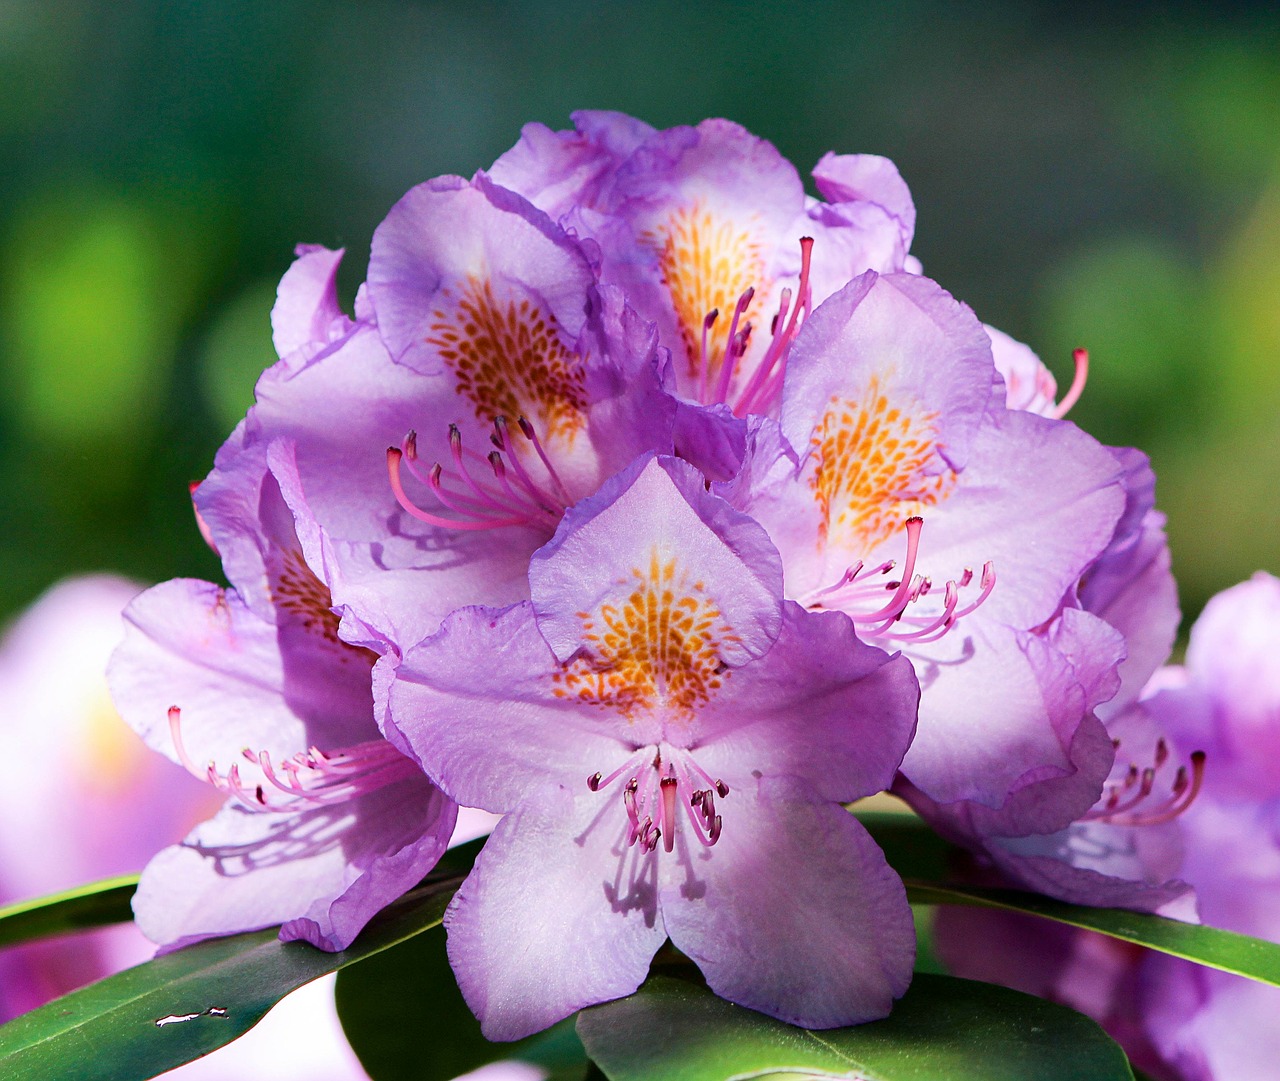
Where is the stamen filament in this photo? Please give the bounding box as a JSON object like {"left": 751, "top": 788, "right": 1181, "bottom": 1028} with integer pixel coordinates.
{"left": 886, "top": 581, "right": 960, "bottom": 642}
{"left": 713, "top": 287, "right": 754, "bottom": 405}
{"left": 591, "top": 744, "right": 730, "bottom": 853}
{"left": 733, "top": 236, "right": 813, "bottom": 416}
{"left": 492, "top": 417, "right": 564, "bottom": 514}
{"left": 1084, "top": 748, "right": 1206, "bottom": 827}
{"left": 1053, "top": 348, "right": 1089, "bottom": 419}
{"left": 428, "top": 453, "right": 550, "bottom": 523}
{"left": 168, "top": 705, "right": 419, "bottom": 813}
{"left": 586, "top": 747, "right": 649, "bottom": 793}
{"left": 950, "top": 562, "right": 996, "bottom": 619}
{"left": 387, "top": 448, "right": 531, "bottom": 531}
{"left": 518, "top": 416, "right": 574, "bottom": 506}
{"left": 698, "top": 309, "right": 718, "bottom": 403}
{"left": 448, "top": 425, "right": 518, "bottom": 512}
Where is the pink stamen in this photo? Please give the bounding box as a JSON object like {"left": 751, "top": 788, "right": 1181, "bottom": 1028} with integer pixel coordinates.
{"left": 426, "top": 450, "right": 541, "bottom": 522}
{"left": 168, "top": 705, "right": 418, "bottom": 813}
{"left": 492, "top": 417, "right": 562, "bottom": 513}
{"left": 733, "top": 236, "right": 813, "bottom": 416}
{"left": 586, "top": 748, "right": 649, "bottom": 793}
{"left": 671, "top": 758, "right": 720, "bottom": 848}
{"left": 950, "top": 562, "right": 996, "bottom": 619}
{"left": 387, "top": 447, "right": 531, "bottom": 531}
{"left": 679, "top": 790, "right": 717, "bottom": 847}
{"left": 590, "top": 744, "right": 730, "bottom": 853}
{"left": 1085, "top": 746, "right": 1206, "bottom": 827}
{"left": 1053, "top": 349, "right": 1089, "bottom": 419}
{"left": 713, "top": 287, "right": 754, "bottom": 404}
{"left": 808, "top": 561, "right": 866, "bottom": 603}
{"left": 517, "top": 416, "right": 573, "bottom": 505}
{"left": 698, "top": 308, "right": 718, "bottom": 403}
{"left": 808, "top": 516, "right": 995, "bottom": 645}
{"left": 888, "top": 581, "right": 960, "bottom": 642}
{"left": 447, "top": 424, "right": 523, "bottom": 513}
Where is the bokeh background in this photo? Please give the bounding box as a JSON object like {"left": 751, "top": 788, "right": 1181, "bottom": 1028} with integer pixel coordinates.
{"left": 1, "top": 0, "right": 1277, "bottom": 634}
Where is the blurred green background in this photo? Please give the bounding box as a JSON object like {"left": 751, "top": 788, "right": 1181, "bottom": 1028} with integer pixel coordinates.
{"left": 0, "top": 0, "right": 1276, "bottom": 633}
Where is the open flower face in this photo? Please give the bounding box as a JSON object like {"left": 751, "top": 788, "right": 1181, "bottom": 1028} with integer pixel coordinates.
{"left": 490, "top": 112, "right": 915, "bottom": 418}
{"left": 201, "top": 174, "right": 675, "bottom": 653}
{"left": 719, "top": 269, "right": 1128, "bottom": 815}
{"left": 109, "top": 467, "right": 455, "bottom": 952}
{"left": 892, "top": 440, "right": 1192, "bottom": 912}
{"left": 386, "top": 456, "right": 920, "bottom": 1039}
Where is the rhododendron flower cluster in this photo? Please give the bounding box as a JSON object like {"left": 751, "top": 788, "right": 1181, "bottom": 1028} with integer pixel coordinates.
{"left": 103, "top": 110, "right": 1203, "bottom": 1040}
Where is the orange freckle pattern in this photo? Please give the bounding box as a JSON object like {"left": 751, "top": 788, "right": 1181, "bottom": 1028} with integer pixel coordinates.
{"left": 271, "top": 549, "right": 376, "bottom": 665}
{"left": 651, "top": 202, "right": 768, "bottom": 385}
{"left": 809, "top": 376, "right": 956, "bottom": 552}
{"left": 425, "top": 276, "right": 587, "bottom": 441}
{"left": 552, "top": 550, "right": 738, "bottom": 719}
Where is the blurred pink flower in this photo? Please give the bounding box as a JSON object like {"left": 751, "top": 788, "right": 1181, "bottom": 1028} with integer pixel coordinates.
{"left": 0, "top": 576, "right": 376, "bottom": 1080}
{"left": 0, "top": 575, "right": 216, "bottom": 1021}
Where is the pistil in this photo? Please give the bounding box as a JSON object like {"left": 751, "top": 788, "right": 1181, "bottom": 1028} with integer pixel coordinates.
{"left": 587, "top": 743, "right": 729, "bottom": 854}
{"left": 804, "top": 516, "right": 996, "bottom": 644}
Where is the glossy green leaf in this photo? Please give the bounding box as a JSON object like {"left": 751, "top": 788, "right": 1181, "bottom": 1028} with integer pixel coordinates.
{"left": 578, "top": 973, "right": 1134, "bottom": 1081}
{"left": 852, "top": 809, "right": 1280, "bottom": 989}
{"left": 852, "top": 810, "right": 955, "bottom": 883}
{"left": 0, "top": 875, "right": 138, "bottom": 950}
{"left": 0, "top": 874, "right": 460, "bottom": 1081}
{"left": 335, "top": 915, "right": 587, "bottom": 1081}
{"left": 906, "top": 880, "right": 1280, "bottom": 987}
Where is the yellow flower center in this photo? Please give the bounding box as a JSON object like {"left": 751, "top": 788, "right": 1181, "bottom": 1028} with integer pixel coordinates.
{"left": 426, "top": 276, "right": 587, "bottom": 442}
{"left": 651, "top": 201, "right": 768, "bottom": 388}
{"left": 809, "top": 374, "right": 956, "bottom": 552}
{"left": 553, "top": 549, "right": 738, "bottom": 720}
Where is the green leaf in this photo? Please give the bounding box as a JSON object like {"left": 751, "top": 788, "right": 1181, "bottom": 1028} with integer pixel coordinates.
{"left": 0, "top": 875, "right": 138, "bottom": 950}
{"left": 851, "top": 808, "right": 1280, "bottom": 989}
{"left": 577, "top": 973, "right": 1135, "bottom": 1081}
{"left": 0, "top": 874, "right": 460, "bottom": 1081}
{"left": 852, "top": 810, "right": 956, "bottom": 883}
{"left": 906, "top": 880, "right": 1280, "bottom": 987}
{"left": 335, "top": 915, "right": 587, "bottom": 1081}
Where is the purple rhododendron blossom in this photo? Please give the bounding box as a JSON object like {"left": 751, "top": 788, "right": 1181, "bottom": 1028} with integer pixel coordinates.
{"left": 0, "top": 578, "right": 373, "bottom": 1080}
{"left": 209, "top": 175, "right": 675, "bottom": 654}
{"left": 896, "top": 437, "right": 1192, "bottom": 913}
{"left": 938, "top": 574, "right": 1280, "bottom": 1081}
{"left": 491, "top": 111, "right": 915, "bottom": 420}
{"left": 385, "top": 455, "right": 920, "bottom": 1039}
{"left": 715, "top": 269, "right": 1128, "bottom": 822}
{"left": 109, "top": 464, "right": 456, "bottom": 952}
{"left": 1135, "top": 573, "right": 1280, "bottom": 1080}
